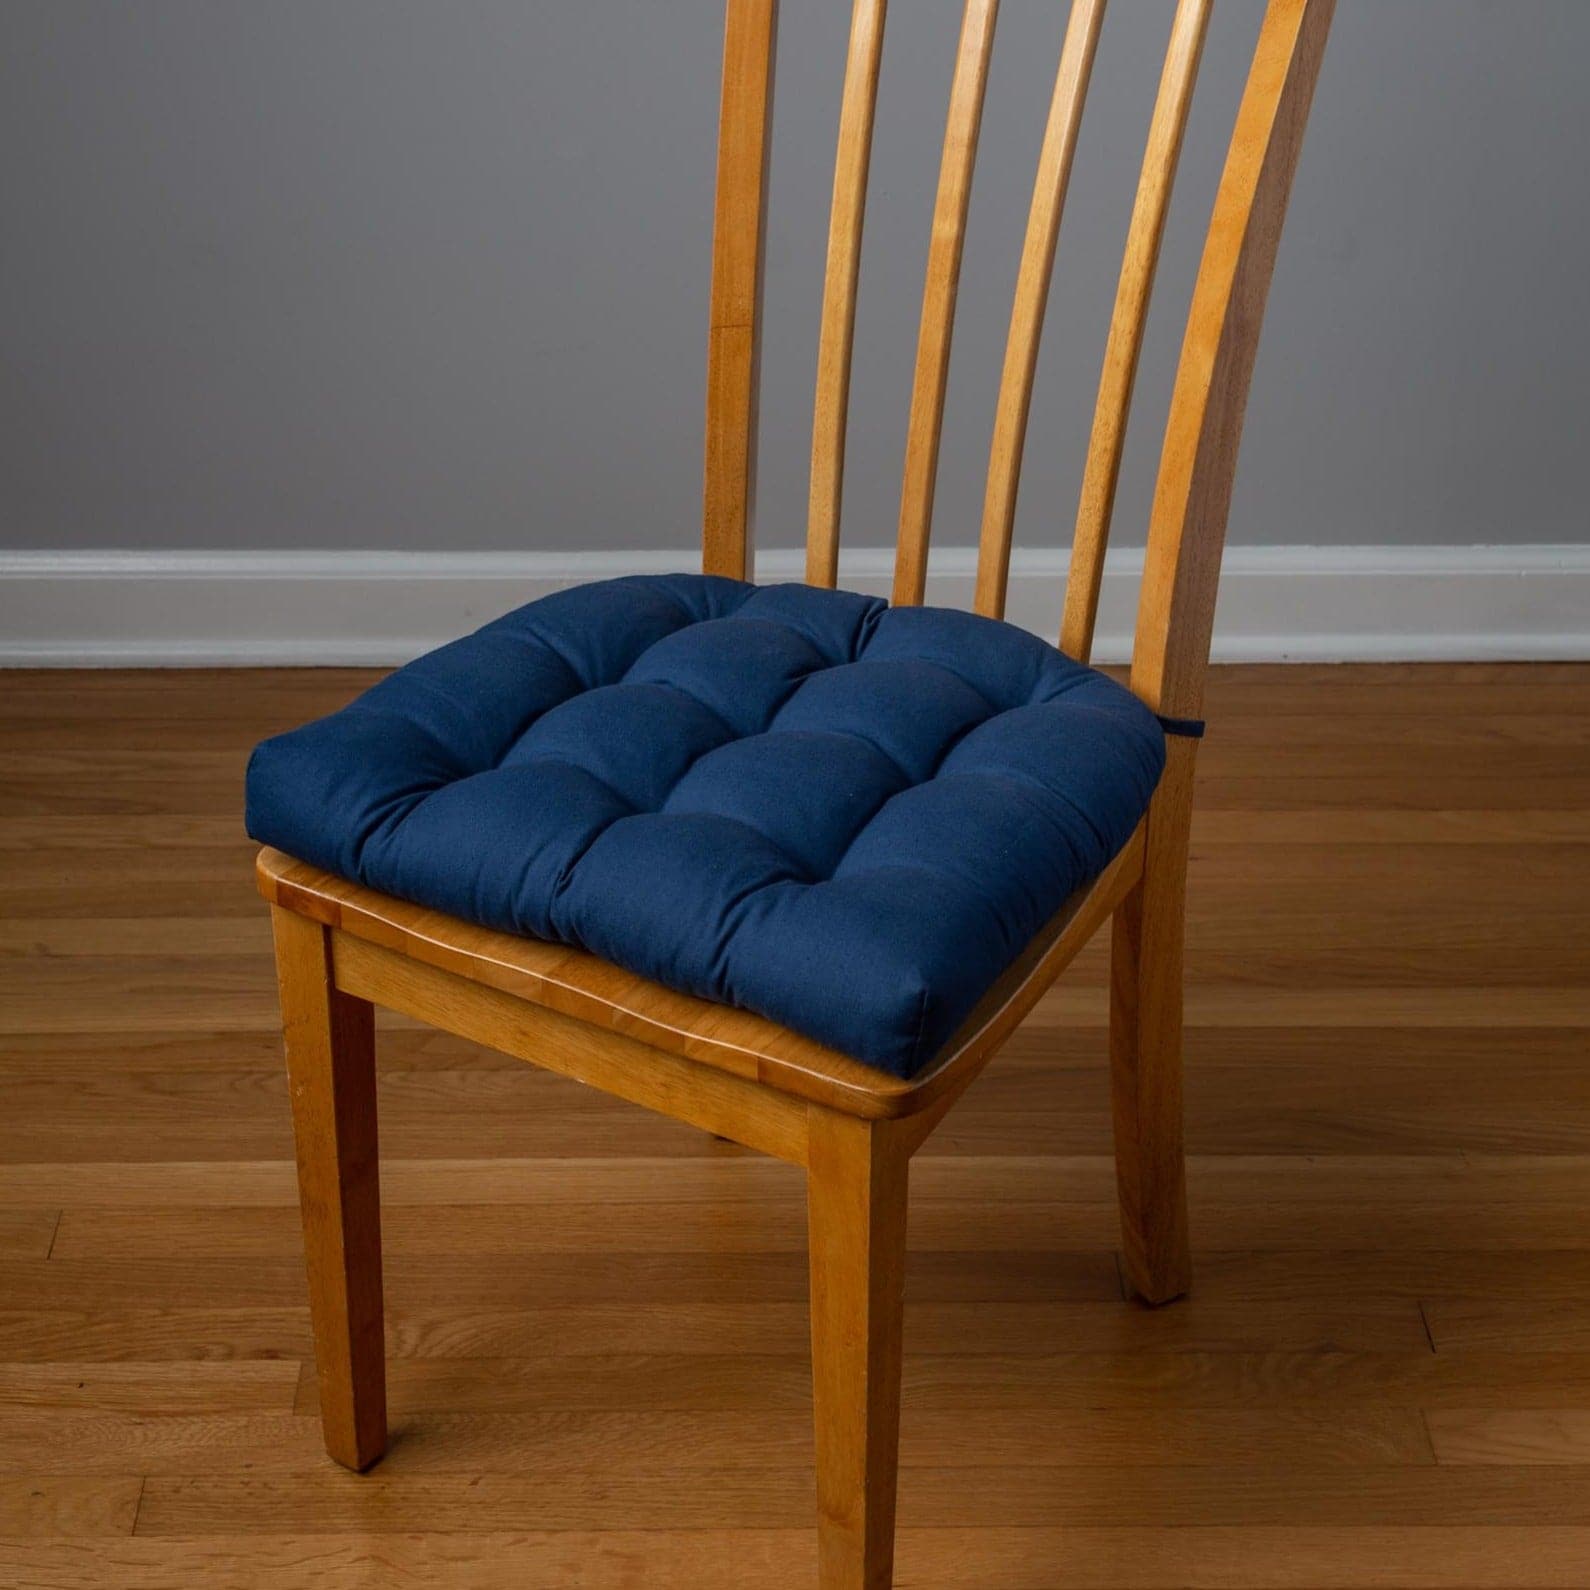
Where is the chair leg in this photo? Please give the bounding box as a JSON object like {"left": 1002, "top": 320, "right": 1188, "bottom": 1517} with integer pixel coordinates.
{"left": 271, "top": 906, "right": 387, "bottom": 1471}
{"left": 807, "top": 1110, "right": 909, "bottom": 1590}
{"left": 1109, "top": 773, "right": 1194, "bottom": 1305}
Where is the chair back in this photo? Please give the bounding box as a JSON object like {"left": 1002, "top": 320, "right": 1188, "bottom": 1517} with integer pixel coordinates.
{"left": 702, "top": 0, "right": 1335, "bottom": 724}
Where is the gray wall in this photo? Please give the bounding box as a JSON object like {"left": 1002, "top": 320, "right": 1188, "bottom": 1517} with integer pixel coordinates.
{"left": 2, "top": 1, "right": 1586, "bottom": 555}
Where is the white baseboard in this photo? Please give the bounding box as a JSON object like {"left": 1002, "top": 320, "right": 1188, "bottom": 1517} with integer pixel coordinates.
{"left": 1, "top": 544, "right": 1586, "bottom": 666}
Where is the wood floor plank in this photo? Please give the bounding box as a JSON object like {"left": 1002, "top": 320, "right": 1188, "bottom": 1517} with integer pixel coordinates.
{"left": 132, "top": 1463, "right": 1590, "bottom": 1534}
{"left": 0, "top": 815, "right": 250, "bottom": 850}
{"left": 1425, "top": 1297, "right": 1590, "bottom": 1354}
{"left": 1427, "top": 1410, "right": 1590, "bottom": 1467}
{"left": 0, "top": 1362, "right": 299, "bottom": 1413}
{"left": 0, "top": 918, "right": 267, "bottom": 958}
{"left": 43, "top": 1195, "right": 1590, "bottom": 1257}
{"left": 291, "top": 1349, "right": 1590, "bottom": 1417}
{"left": 6, "top": 1525, "right": 1590, "bottom": 1588}
{"left": 0, "top": 1476, "right": 142, "bottom": 1539}
{"left": 0, "top": 1405, "right": 1434, "bottom": 1477}
{"left": 0, "top": 1209, "right": 58, "bottom": 1258}
{"left": 0, "top": 1248, "right": 1120, "bottom": 1311}
{"left": 1190, "top": 808, "right": 1590, "bottom": 845}
{"left": 14, "top": 1247, "right": 1582, "bottom": 1313}
{"left": 6, "top": 1151, "right": 1588, "bottom": 1211}
{"left": 0, "top": 1297, "right": 1433, "bottom": 1363}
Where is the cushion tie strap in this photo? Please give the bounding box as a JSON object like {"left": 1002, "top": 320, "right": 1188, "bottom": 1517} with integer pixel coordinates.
{"left": 1155, "top": 714, "right": 1206, "bottom": 740}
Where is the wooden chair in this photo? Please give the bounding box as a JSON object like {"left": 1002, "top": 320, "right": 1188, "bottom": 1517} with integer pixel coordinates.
{"left": 258, "top": 1, "right": 1335, "bottom": 1583}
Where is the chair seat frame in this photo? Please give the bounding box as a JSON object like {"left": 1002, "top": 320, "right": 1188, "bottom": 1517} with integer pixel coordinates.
{"left": 260, "top": 2, "right": 1336, "bottom": 1584}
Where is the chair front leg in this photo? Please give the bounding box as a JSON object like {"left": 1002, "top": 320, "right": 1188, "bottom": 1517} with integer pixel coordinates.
{"left": 272, "top": 906, "right": 387, "bottom": 1471}
{"left": 1109, "top": 745, "right": 1195, "bottom": 1306}
{"left": 807, "top": 1109, "right": 909, "bottom": 1590}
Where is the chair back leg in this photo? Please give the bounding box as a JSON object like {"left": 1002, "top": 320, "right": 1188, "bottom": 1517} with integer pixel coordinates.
{"left": 1109, "top": 740, "right": 1196, "bottom": 1304}
{"left": 807, "top": 1109, "right": 910, "bottom": 1589}
{"left": 272, "top": 906, "right": 388, "bottom": 1470}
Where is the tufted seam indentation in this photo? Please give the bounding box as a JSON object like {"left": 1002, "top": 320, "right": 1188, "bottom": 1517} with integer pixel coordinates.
{"left": 348, "top": 785, "right": 443, "bottom": 876}
{"left": 510, "top": 618, "right": 627, "bottom": 696}
{"left": 817, "top": 706, "right": 1006, "bottom": 880}
{"left": 646, "top": 809, "right": 817, "bottom": 886}
{"left": 506, "top": 757, "right": 638, "bottom": 817}
{"left": 853, "top": 653, "right": 1004, "bottom": 717}
{"left": 642, "top": 680, "right": 742, "bottom": 744}
{"left": 946, "top": 766, "right": 1117, "bottom": 856}
{"left": 756, "top": 721, "right": 917, "bottom": 799}
{"left": 728, "top": 611, "right": 849, "bottom": 667}
{"left": 548, "top": 803, "right": 641, "bottom": 905}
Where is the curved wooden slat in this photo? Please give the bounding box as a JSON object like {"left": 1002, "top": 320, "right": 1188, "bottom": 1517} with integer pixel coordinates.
{"left": 971, "top": 0, "right": 1107, "bottom": 620}
{"left": 703, "top": 0, "right": 780, "bottom": 582}
{"left": 1132, "top": 0, "right": 1336, "bottom": 720}
{"left": 891, "top": 0, "right": 1000, "bottom": 609}
{"left": 806, "top": 0, "right": 889, "bottom": 590}
{"left": 1060, "top": 0, "right": 1211, "bottom": 660}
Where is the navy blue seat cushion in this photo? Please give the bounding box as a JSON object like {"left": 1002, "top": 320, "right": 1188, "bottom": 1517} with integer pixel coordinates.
{"left": 246, "top": 576, "right": 1165, "bottom": 1078}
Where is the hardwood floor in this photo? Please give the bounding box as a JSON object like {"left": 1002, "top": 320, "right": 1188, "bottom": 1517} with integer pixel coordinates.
{"left": 0, "top": 662, "right": 1586, "bottom": 1587}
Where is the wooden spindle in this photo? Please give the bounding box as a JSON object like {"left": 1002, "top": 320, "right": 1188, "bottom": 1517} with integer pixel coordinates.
{"left": 972, "top": 0, "right": 1106, "bottom": 619}
{"left": 891, "top": 0, "right": 1000, "bottom": 609}
{"left": 703, "top": 0, "right": 780, "bottom": 582}
{"left": 807, "top": 0, "right": 889, "bottom": 590}
{"left": 1060, "top": 0, "right": 1210, "bottom": 660}
{"left": 1133, "top": 0, "right": 1337, "bottom": 720}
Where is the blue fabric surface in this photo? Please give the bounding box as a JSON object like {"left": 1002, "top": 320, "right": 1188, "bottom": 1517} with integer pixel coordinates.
{"left": 246, "top": 576, "right": 1165, "bottom": 1077}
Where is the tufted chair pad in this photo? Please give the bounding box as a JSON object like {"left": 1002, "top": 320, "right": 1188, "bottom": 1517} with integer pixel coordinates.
{"left": 246, "top": 575, "right": 1165, "bottom": 1077}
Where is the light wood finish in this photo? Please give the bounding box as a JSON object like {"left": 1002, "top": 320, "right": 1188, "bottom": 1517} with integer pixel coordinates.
{"left": 806, "top": 0, "right": 888, "bottom": 589}
{"left": 255, "top": 829, "right": 1143, "bottom": 1129}
{"left": 807, "top": 1113, "right": 909, "bottom": 1588}
{"left": 1131, "top": 0, "right": 1337, "bottom": 725}
{"left": 1109, "top": 736, "right": 1195, "bottom": 1303}
{"left": 1061, "top": 0, "right": 1211, "bottom": 660}
{"left": 270, "top": 907, "right": 385, "bottom": 1471}
{"left": 972, "top": 0, "right": 1106, "bottom": 620}
{"left": 332, "top": 931, "right": 812, "bottom": 1169}
{"left": 16, "top": 1528, "right": 1590, "bottom": 1590}
{"left": 235, "top": 3, "right": 1344, "bottom": 1583}
{"left": 891, "top": 0, "right": 1000, "bottom": 608}
{"left": 1101, "top": 0, "right": 1334, "bottom": 1316}
{"left": 3, "top": 663, "right": 1590, "bottom": 1587}
{"left": 703, "top": 0, "right": 778, "bottom": 581}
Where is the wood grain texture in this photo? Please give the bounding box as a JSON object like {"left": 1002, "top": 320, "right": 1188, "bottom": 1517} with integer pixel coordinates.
{"left": 806, "top": 0, "right": 888, "bottom": 589}
{"left": 332, "top": 929, "right": 813, "bottom": 1167}
{"left": 703, "top": 0, "right": 778, "bottom": 580}
{"left": 9, "top": 1527, "right": 1590, "bottom": 1590}
{"left": 1132, "top": 0, "right": 1338, "bottom": 722}
{"left": 0, "top": 1477, "right": 142, "bottom": 1539}
{"left": 127, "top": 1463, "right": 1590, "bottom": 1532}
{"left": 0, "top": 6, "right": 1518, "bottom": 1584}
{"left": 1, "top": 660, "right": 1588, "bottom": 1585}
{"left": 253, "top": 832, "right": 1141, "bottom": 1125}
{"left": 1110, "top": 735, "right": 1195, "bottom": 1303}
{"left": 807, "top": 1112, "right": 910, "bottom": 1588}
{"left": 271, "top": 908, "right": 386, "bottom": 1471}
{"left": 973, "top": 0, "right": 1106, "bottom": 619}
{"left": 1061, "top": 0, "right": 1211, "bottom": 659}
{"left": 891, "top": 0, "right": 1000, "bottom": 608}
